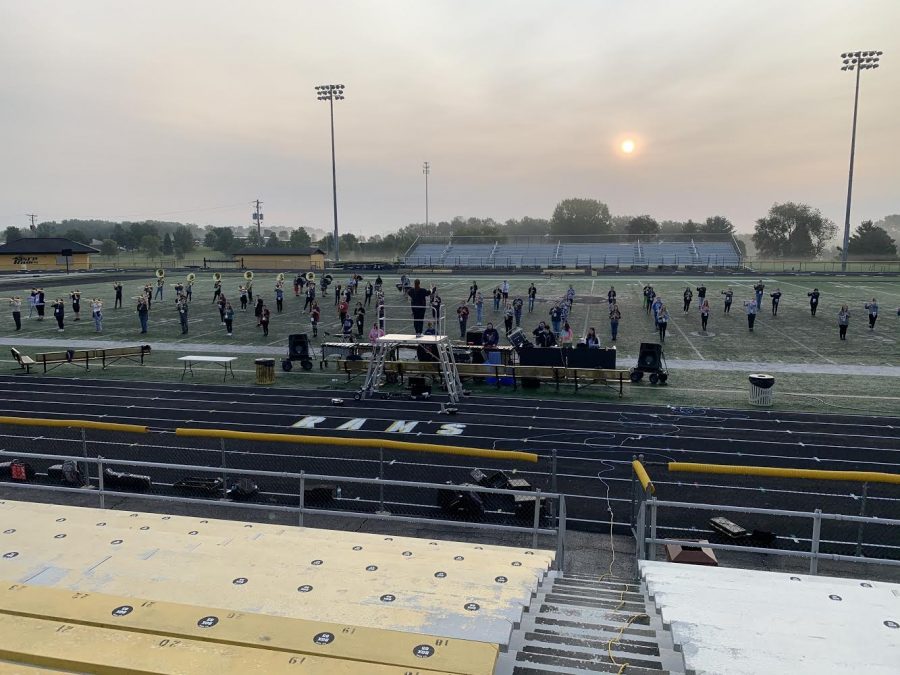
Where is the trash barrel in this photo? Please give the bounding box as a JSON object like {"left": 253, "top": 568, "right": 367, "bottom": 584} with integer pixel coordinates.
{"left": 255, "top": 358, "right": 275, "bottom": 385}
{"left": 748, "top": 373, "right": 775, "bottom": 406}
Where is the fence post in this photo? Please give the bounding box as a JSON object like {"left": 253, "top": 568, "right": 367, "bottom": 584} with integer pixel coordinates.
{"left": 555, "top": 495, "right": 567, "bottom": 572}
{"left": 636, "top": 497, "right": 646, "bottom": 561}
{"left": 97, "top": 457, "right": 105, "bottom": 510}
{"left": 80, "top": 428, "right": 91, "bottom": 485}
{"left": 630, "top": 454, "right": 638, "bottom": 532}
{"left": 531, "top": 489, "right": 542, "bottom": 549}
{"left": 549, "top": 449, "right": 558, "bottom": 521}
{"left": 855, "top": 482, "right": 868, "bottom": 557}
{"left": 376, "top": 447, "right": 389, "bottom": 515}
{"left": 810, "top": 509, "right": 822, "bottom": 575}
{"left": 648, "top": 496, "right": 658, "bottom": 562}
{"left": 298, "top": 471, "right": 305, "bottom": 527}
{"left": 220, "top": 438, "right": 227, "bottom": 494}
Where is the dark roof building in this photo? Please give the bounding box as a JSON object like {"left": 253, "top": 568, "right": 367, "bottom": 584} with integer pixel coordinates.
{"left": 232, "top": 247, "right": 325, "bottom": 256}
{"left": 0, "top": 237, "right": 99, "bottom": 254}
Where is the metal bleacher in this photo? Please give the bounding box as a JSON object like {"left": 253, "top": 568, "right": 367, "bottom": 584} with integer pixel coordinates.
{"left": 0, "top": 499, "right": 556, "bottom": 674}
{"left": 403, "top": 239, "right": 741, "bottom": 269}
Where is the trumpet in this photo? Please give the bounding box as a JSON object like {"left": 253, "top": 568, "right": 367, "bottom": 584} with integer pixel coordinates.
{"left": 305, "top": 271, "right": 316, "bottom": 282}
{"left": 213, "top": 272, "right": 222, "bottom": 283}
{"left": 244, "top": 270, "right": 254, "bottom": 281}
{"left": 186, "top": 272, "right": 196, "bottom": 283}
{"left": 155, "top": 269, "right": 165, "bottom": 279}
{"left": 277, "top": 272, "right": 285, "bottom": 282}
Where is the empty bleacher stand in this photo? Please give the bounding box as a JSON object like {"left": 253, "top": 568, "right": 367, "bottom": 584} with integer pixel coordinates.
{"left": 403, "top": 239, "right": 742, "bottom": 269}
{"left": 641, "top": 560, "right": 899, "bottom": 675}
{"left": 0, "top": 499, "right": 558, "bottom": 673}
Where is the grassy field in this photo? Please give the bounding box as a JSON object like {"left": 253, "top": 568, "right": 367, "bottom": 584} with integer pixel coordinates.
{"left": 2, "top": 271, "right": 898, "bottom": 412}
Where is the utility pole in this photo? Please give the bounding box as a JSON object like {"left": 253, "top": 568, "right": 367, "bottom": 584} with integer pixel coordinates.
{"left": 27, "top": 214, "right": 37, "bottom": 232}
{"left": 423, "top": 162, "right": 430, "bottom": 228}
{"left": 253, "top": 199, "right": 263, "bottom": 242}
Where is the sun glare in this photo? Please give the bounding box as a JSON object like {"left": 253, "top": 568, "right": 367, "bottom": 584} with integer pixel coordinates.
{"left": 621, "top": 139, "right": 635, "bottom": 154}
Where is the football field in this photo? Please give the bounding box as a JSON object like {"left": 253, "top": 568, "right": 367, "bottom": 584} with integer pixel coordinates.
{"left": 1, "top": 271, "right": 898, "bottom": 413}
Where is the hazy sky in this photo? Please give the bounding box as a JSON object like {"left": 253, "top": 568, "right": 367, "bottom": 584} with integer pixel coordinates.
{"left": 1, "top": 0, "right": 897, "bottom": 235}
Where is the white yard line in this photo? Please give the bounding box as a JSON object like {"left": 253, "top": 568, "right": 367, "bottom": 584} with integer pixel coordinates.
{"left": 667, "top": 315, "right": 706, "bottom": 360}
{"left": 754, "top": 319, "right": 838, "bottom": 365}
{"left": 581, "top": 279, "right": 595, "bottom": 336}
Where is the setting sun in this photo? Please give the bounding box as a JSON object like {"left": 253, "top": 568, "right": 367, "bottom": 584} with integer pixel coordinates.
{"left": 621, "top": 139, "right": 635, "bottom": 154}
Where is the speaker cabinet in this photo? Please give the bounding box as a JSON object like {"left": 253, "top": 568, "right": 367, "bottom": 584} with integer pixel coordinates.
{"left": 288, "top": 333, "right": 311, "bottom": 359}
{"left": 466, "top": 329, "right": 483, "bottom": 346}
{"left": 637, "top": 342, "right": 663, "bottom": 371}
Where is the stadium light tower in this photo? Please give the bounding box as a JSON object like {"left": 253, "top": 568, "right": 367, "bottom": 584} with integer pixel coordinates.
{"left": 423, "top": 161, "right": 430, "bottom": 228}
{"left": 839, "top": 50, "right": 882, "bottom": 272}
{"left": 315, "top": 84, "right": 345, "bottom": 262}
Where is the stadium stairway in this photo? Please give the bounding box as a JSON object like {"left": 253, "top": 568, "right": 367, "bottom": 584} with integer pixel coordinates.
{"left": 0, "top": 498, "right": 560, "bottom": 673}
{"left": 495, "top": 572, "right": 685, "bottom": 674}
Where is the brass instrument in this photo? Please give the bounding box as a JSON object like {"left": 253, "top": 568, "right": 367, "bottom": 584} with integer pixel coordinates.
{"left": 155, "top": 269, "right": 165, "bottom": 279}
{"left": 305, "top": 271, "right": 316, "bottom": 282}
{"left": 213, "top": 272, "right": 222, "bottom": 283}
{"left": 186, "top": 272, "right": 196, "bottom": 283}
{"left": 243, "top": 270, "right": 254, "bottom": 281}
{"left": 277, "top": 272, "right": 285, "bottom": 282}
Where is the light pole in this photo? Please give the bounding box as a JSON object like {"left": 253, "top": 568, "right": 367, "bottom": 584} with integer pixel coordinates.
{"left": 315, "top": 84, "right": 345, "bottom": 262}
{"left": 422, "top": 161, "right": 430, "bottom": 227}
{"left": 839, "top": 50, "right": 882, "bottom": 272}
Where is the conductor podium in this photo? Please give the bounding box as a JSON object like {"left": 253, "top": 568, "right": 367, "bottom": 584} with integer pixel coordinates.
{"left": 357, "top": 334, "right": 463, "bottom": 403}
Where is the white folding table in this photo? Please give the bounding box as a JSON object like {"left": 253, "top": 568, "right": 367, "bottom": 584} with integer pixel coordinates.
{"left": 178, "top": 355, "right": 237, "bottom": 381}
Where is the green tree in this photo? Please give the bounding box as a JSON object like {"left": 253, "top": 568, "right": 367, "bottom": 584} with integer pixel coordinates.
{"left": 99, "top": 239, "right": 118, "bottom": 256}
{"left": 626, "top": 215, "right": 660, "bottom": 237}
{"left": 204, "top": 227, "right": 236, "bottom": 255}
{"left": 702, "top": 215, "right": 735, "bottom": 234}
{"left": 846, "top": 221, "right": 897, "bottom": 258}
{"left": 161, "top": 232, "right": 174, "bottom": 255}
{"left": 289, "top": 227, "right": 312, "bottom": 248}
{"left": 265, "top": 232, "right": 281, "bottom": 248}
{"left": 550, "top": 199, "right": 612, "bottom": 236}
{"left": 140, "top": 234, "right": 161, "bottom": 258}
{"left": 34, "top": 222, "right": 54, "bottom": 237}
{"left": 172, "top": 225, "right": 195, "bottom": 258}
{"left": 339, "top": 232, "right": 359, "bottom": 251}
{"left": 63, "top": 229, "right": 88, "bottom": 244}
{"left": 681, "top": 220, "right": 700, "bottom": 234}
{"left": 752, "top": 202, "right": 836, "bottom": 258}
{"left": 245, "top": 229, "right": 263, "bottom": 247}
{"left": 4, "top": 226, "right": 23, "bottom": 243}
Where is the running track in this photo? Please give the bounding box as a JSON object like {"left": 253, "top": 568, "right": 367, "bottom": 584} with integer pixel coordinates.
{"left": 0, "top": 375, "right": 897, "bottom": 559}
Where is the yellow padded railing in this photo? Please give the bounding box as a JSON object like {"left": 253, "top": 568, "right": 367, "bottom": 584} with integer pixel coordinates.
{"left": 668, "top": 462, "right": 900, "bottom": 485}
{"left": 632, "top": 460, "right": 655, "bottom": 494}
{"left": 176, "top": 427, "right": 538, "bottom": 463}
{"left": 0, "top": 415, "right": 147, "bottom": 434}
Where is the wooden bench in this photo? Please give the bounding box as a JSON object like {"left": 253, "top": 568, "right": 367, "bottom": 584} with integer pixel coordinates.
{"left": 28, "top": 345, "right": 151, "bottom": 373}
{"left": 9, "top": 348, "right": 36, "bottom": 374}
{"left": 339, "top": 358, "right": 629, "bottom": 396}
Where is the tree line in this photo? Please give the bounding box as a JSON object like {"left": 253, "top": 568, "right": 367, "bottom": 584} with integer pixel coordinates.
{"left": 5, "top": 201, "right": 897, "bottom": 260}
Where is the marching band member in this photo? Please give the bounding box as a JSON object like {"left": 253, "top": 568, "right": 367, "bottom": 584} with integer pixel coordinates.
{"left": 70, "top": 289, "right": 81, "bottom": 321}
{"left": 743, "top": 296, "right": 758, "bottom": 332}
{"left": 770, "top": 288, "right": 782, "bottom": 316}
{"left": 609, "top": 302, "right": 621, "bottom": 341}
{"left": 254, "top": 296, "right": 264, "bottom": 325}
{"left": 865, "top": 298, "right": 879, "bottom": 330}
{"left": 682, "top": 287, "right": 693, "bottom": 313}
{"left": 457, "top": 302, "right": 469, "bottom": 339}
{"left": 173, "top": 280, "right": 184, "bottom": 300}
{"left": 113, "top": 282, "right": 123, "bottom": 309}
{"left": 310, "top": 301, "right": 320, "bottom": 337}
{"left": 528, "top": 283, "right": 537, "bottom": 312}
{"left": 467, "top": 281, "right": 478, "bottom": 303}
{"left": 28, "top": 288, "right": 37, "bottom": 318}
{"left": 239, "top": 285, "right": 248, "bottom": 311}
{"left": 212, "top": 277, "right": 222, "bottom": 303}
{"left": 753, "top": 280, "right": 765, "bottom": 310}
{"left": 177, "top": 296, "right": 189, "bottom": 334}
{"left": 369, "top": 321, "right": 384, "bottom": 343}
{"left": 91, "top": 298, "right": 103, "bottom": 332}
{"left": 246, "top": 278, "right": 253, "bottom": 302}
{"left": 224, "top": 302, "right": 235, "bottom": 336}
{"left": 700, "top": 298, "right": 711, "bottom": 332}
{"left": 807, "top": 288, "right": 820, "bottom": 316}
{"left": 259, "top": 305, "right": 270, "bottom": 336}
{"left": 8, "top": 296, "right": 22, "bottom": 331}
{"left": 838, "top": 304, "right": 850, "bottom": 340}
{"left": 136, "top": 296, "right": 149, "bottom": 334}
{"left": 303, "top": 284, "right": 315, "bottom": 311}
{"left": 35, "top": 288, "right": 45, "bottom": 320}
{"left": 512, "top": 296, "right": 524, "bottom": 327}
{"left": 475, "top": 291, "right": 484, "bottom": 325}
{"left": 721, "top": 287, "right": 734, "bottom": 313}
{"left": 52, "top": 298, "right": 65, "bottom": 332}
{"left": 275, "top": 283, "right": 284, "bottom": 313}
{"left": 364, "top": 281, "right": 373, "bottom": 306}
{"left": 155, "top": 276, "right": 164, "bottom": 300}
{"left": 186, "top": 278, "right": 193, "bottom": 302}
